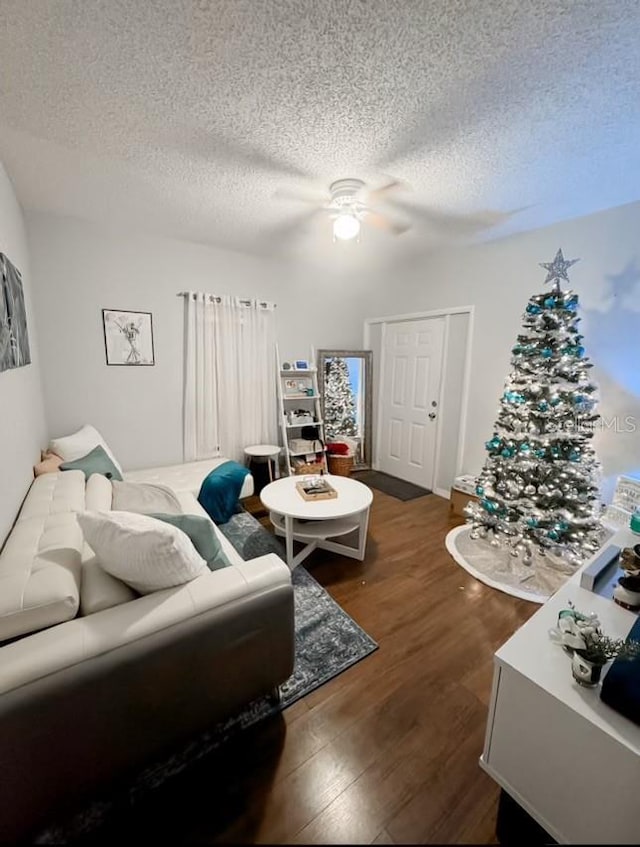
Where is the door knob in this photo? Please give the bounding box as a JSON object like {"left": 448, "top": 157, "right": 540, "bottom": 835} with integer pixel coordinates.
{"left": 429, "top": 412, "right": 437, "bottom": 420}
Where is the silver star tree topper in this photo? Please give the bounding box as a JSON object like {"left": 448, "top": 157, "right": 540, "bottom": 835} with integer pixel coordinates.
{"left": 539, "top": 248, "right": 580, "bottom": 293}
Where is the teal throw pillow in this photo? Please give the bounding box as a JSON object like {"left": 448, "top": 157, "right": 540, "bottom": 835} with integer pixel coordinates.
{"left": 148, "top": 513, "right": 231, "bottom": 571}
{"left": 60, "top": 444, "right": 123, "bottom": 481}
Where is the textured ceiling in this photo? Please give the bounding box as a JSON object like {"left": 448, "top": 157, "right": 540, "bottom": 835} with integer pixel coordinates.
{"left": 1, "top": 0, "right": 640, "bottom": 264}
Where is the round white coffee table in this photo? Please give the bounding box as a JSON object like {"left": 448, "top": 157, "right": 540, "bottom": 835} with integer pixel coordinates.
{"left": 260, "top": 474, "right": 373, "bottom": 569}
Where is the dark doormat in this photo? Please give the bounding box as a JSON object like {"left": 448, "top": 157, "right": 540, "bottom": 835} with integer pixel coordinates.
{"left": 352, "top": 469, "right": 431, "bottom": 501}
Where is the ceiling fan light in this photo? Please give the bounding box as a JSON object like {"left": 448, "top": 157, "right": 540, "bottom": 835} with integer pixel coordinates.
{"left": 333, "top": 213, "right": 360, "bottom": 241}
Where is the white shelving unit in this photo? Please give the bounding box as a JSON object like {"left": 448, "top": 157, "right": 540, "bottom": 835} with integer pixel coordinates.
{"left": 276, "top": 345, "right": 327, "bottom": 476}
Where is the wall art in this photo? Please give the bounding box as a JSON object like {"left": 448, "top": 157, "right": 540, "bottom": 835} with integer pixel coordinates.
{"left": 102, "top": 309, "right": 154, "bottom": 366}
{"left": 0, "top": 253, "right": 31, "bottom": 373}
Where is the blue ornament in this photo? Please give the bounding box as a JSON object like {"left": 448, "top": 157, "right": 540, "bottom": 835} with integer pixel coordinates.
{"left": 541, "top": 347, "right": 553, "bottom": 358}
{"left": 548, "top": 530, "right": 560, "bottom": 541}
{"left": 565, "top": 300, "right": 578, "bottom": 312}
{"left": 526, "top": 517, "right": 539, "bottom": 527}
{"left": 576, "top": 346, "right": 585, "bottom": 357}
{"left": 544, "top": 296, "right": 556, "bottom": 308}
{"left": 535, "top": 448, "right": 546, "bottom": 459}
{"left": 519, "top": 443, "right": 531, "bottom": 454}
{"left": 502, "top": 447, "right": 514, "bottom": 458}
{"left": 555, "top": 521, "right": 569, "bottom": 532}
{"left": 475, "top": 485, "right": 484, "bottom": 496}
{"left": 526, "top": 304, "right": 542, "bottom": 315}
{"left": 538, "top": 400, "right": 548, "bottom": 412}
{"left": 504, "top": 390, "right": 525, "bottom": 404}
{"left": 482, "top": 499, "right": 498, "bottom": 514}
{"left": 568, "top": 450, "right": 580, "bottom": 462}
{"left": 486, "top": 436, "right": 501, "bottom": 452}
{"left": 550, "top": 395, "right": 561, "bottom": 406}
{"left": 551, "top": 446, "right": 560, "bottom": 458}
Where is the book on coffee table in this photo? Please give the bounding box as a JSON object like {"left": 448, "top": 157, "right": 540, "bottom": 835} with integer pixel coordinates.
{"left": 296, "top": 478, "right": 338, "bottom": 501}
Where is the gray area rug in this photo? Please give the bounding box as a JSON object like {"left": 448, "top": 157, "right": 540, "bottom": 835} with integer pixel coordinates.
{"left": 37, "top": 510, "right": 378, "bottom": 843}
{"left": 219, "top": 506, "right": 286, "bottom": 559}
{"left": 220, "top": 509, "right": 378, "bottom": 706}
{"left": 353, "top": 469, "right": 431, "bottom": 501}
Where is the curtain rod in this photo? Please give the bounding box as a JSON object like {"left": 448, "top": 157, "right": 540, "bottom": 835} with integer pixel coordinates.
{"left": 176, "top": 292, "right": 277, "bottom": 308}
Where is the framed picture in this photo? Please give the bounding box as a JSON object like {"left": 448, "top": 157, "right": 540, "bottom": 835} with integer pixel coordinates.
{"left": 102, "top": 309, "right": 154, "bottom": 366}
{"left": 0, "top": 253, "right": 31, "bottom": 373}
{"left": 284, "top": 377, "right": 313, "bottom": 395}
{"left": 284, "top": 378, "right": 302, "bottom": 395}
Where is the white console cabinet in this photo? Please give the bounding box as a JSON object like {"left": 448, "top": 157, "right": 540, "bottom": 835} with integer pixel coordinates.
{"left": 481, "top": 529, "right": 640, "bottom": 845}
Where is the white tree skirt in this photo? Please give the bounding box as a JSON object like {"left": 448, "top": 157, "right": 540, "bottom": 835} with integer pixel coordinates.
{"left": 445, "top": 524, "right": 578, "bottom": 604}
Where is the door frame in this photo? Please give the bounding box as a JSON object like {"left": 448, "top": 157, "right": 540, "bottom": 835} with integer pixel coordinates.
{"left": 364, "top": 306, "right": 475, "bottom": 498}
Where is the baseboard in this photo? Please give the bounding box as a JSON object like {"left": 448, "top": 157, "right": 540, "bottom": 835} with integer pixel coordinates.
{"left": 434, "top": 487, "right": 450, "bottom": 499}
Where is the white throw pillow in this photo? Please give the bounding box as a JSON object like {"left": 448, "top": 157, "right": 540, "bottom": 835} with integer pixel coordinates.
{"left": 49, "top": 425, "right": 123, "bottom": 474}
{"left": 77, "top": 511, "right": 207, "bottom": 595}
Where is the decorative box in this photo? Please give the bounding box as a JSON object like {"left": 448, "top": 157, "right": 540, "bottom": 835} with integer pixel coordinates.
{"left": 453, "top": 474, "right": 477, "bottom": 496}
{"left": 290, "top": 438, "right": 320, "bottom": 453}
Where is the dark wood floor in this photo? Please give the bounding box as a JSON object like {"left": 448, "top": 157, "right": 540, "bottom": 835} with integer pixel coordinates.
{"left": 85, "top": 491, "right": 535, "bottom": 844}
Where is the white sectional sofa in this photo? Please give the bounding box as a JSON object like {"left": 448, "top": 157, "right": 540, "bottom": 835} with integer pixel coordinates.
{"left": 123, "top": 457, "right": 255, "bottom": 500}
{"left": 0, "top": 460, "right": 293, "bottom": 842}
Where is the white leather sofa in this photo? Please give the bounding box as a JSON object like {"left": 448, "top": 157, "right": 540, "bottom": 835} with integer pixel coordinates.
{"left": 0, "top": 460, "right": 294, "bottom": 842}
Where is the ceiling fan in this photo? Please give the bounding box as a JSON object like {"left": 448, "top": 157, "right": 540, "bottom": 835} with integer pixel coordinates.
{"left": 274, "top": 178, "right": 407, "bottom": 242}
{"left": 274, "top": 177, "right": 516, "bottom": 242}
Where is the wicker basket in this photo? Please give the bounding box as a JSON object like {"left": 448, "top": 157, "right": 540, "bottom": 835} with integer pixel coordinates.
{"left": 293, "top": 461, "right": 325, "bottom": 475}
{"left": 327, "top": 453, "right": 354, "bottom": 477}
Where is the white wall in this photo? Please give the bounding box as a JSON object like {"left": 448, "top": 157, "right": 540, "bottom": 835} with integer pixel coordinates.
{"left": 435, "top": 312, "right": 469, "bottom": 494}
{"left": 0, "top": 163, "right": 46, "bottom": 544}
{"left": 364, "top": 200, "right": 640, "bottom": 501}
{"left": 27, "top": 213, "right": 367, "bottom": 470}
{"left": 27, "top": 199, "right": 640, "bottom": 496}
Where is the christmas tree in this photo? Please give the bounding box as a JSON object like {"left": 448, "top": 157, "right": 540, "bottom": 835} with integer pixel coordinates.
{"left": 466, "top": 249, "right": 602, "bottom": 565}
{"left": 324, "top": 357, "right": 358, "bottom": 438}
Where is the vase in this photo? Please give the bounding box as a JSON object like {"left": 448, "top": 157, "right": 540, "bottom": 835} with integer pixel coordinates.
{"left": 571, "top": 650, "right": 605, "bottom": 687}
{"left": 613, "top": 575, "right": 640, "bottom": 611}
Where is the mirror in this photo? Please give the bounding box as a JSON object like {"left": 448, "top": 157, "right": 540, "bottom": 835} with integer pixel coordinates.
{"left": 317, "top": 349, "right": 373, "bottom": 469}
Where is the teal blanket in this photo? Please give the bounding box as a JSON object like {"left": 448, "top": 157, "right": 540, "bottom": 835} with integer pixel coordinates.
{"left": 197, "top": 460, "right": 250, "bottom": 524}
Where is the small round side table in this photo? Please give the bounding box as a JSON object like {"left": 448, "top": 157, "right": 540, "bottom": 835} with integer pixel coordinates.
{"left": 244, "top": 444, "right": 281, "bottom": 493}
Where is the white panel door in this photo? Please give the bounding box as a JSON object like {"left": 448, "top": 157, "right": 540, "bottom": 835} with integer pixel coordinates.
{"left": 378, "top": 317, "right": 445, "bottom": 488}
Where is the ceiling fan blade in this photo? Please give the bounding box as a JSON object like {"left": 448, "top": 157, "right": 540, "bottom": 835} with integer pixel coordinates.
{"left": 179, "top": 129, "right": 310, "bottom": 179}
{"left": 215, "top": 138, "right": 310, "bottom": 178}
{"left": 367, "top": 178, "right": 407, "bottom": 204}
{"left": 365, "top": 210, "right": 411, "bottom": 236}
{"left": 262, "top": 207, "right": 324, "bottom": 241}
{"left": 391, "top": 200, "right": 518, "bottom": 235}
{"left": 273, "top": 186, "right": 329, "bottom": 206}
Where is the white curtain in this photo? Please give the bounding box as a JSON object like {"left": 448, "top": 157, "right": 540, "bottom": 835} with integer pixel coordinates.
{"left": 183, "top": 293, "right": 277, "bottom": 462}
